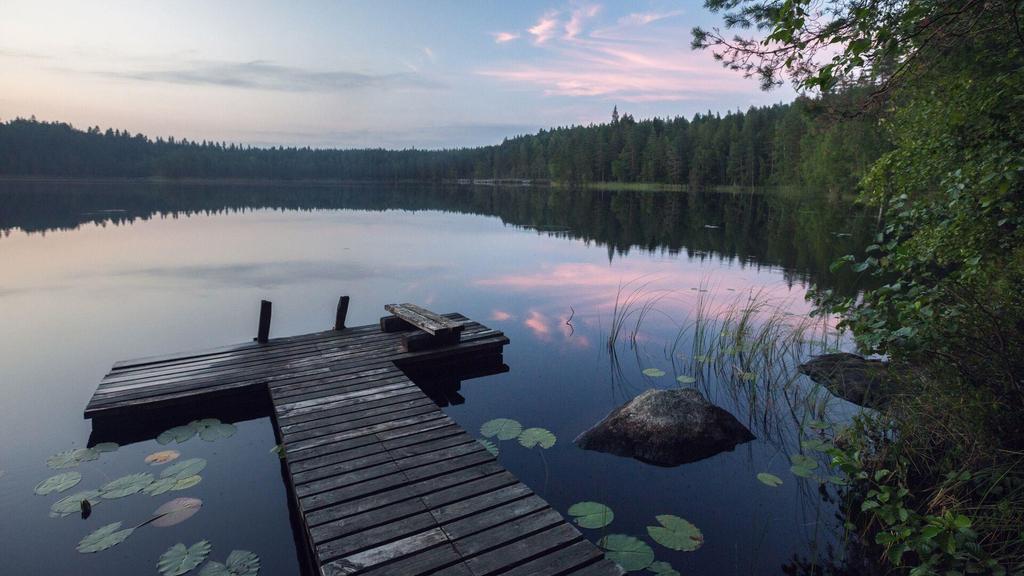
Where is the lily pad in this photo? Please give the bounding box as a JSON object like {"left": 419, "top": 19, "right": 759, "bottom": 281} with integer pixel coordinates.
{"left": 568, "top": 501, "right": 614, "bottom": 529}
{"left": 518, "top": 427, "right": 556, "bottom": 449}
{"left": 827, "top": 475, "right": 850, "bottom": 486}
{"left": 146, "top": 450, "right": 182, "bottom": 465}
{"left": 790, "top": 454, "right": 819, "bottom": 470}
{"left": 757, "top": 472, "right": 783, "bottom": 487}
{"left": 161, "top": 458, "right": 207, "bottom": 480}
{"left": 647, "top": 561, "right": 680, "bottom": 576}
{"left": 172, "top": 475, "right": 203, "bottom": 491}
{"left": 158, "top": 541, "right": 212, "bottom": 576}
{"left": 152, "top": 497, "right": 203, "bottom": 528}
{"left": 801, "top": 438, "right": 832, "bottom": 452}
{"left": 50, "top": 490, "right": 102, "bottom": 517}
{"left": 100, "top": 472, "right": 154, "bottom": 499}
{"left": 647, "top": 515, "right": 704, "bottom": 552}
{"left": 93, "top": 442, "right": 119, "bottom": 453}
{"left": 476, "top": 439, "right": 499, "bottom": 457}
{"left": 480, "top": 418, "right": 522, "bottom": 441}
{"left": 598, "top": 534, "right": 654, "bottom": 572}
{"left": 675, "top": 375, "right": 696, "bottom": 384}
{"left": 193, "top": 419, "right": 236, "bottom": 442}
{"left": 199, "top": 550, "right": 261, "bottom": 576}
{"left": 642, "top": 368, "right": 666, "bottom": 377}
{"left": 144, "top": 477, "right": 179, "bottom": 496}
{"left": 790, "top": 465, "right": 815, "bottom": 478}
{"left": 77, "top": 522, "right": 134, "bottom": 553}
{"left": 158, "top": 425, "right": 196, "bottom": 445}
{"left": 34, "top": 471, "right": 82, "bottom": 495}
{"left": 47, "top": 447, "right": 99, "bottom": 469}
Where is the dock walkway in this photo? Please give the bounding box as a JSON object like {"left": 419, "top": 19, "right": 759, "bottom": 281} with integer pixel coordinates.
{"left": 84, "top": 304, "right": 623, "bottom": 576}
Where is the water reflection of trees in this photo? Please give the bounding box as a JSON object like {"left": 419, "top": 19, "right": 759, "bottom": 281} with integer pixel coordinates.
{"left": 0, "top": 180, "right": 871, "bottom": 294}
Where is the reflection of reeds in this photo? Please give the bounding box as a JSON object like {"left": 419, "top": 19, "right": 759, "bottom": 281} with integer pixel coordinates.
{"left": 601, "top": 280, "right": 857, "bottom": 561}
{"left": 605, "top": 280, "right": 847, "bottom": 447}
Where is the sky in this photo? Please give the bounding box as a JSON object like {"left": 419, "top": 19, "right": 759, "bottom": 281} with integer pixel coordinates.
{"left": 0, "top": 1, "right": 796, "bottom": 149}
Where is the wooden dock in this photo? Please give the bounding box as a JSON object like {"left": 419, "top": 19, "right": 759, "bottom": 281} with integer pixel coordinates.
{"left": 84, "top": 301, "right": 623, "bottom": 576}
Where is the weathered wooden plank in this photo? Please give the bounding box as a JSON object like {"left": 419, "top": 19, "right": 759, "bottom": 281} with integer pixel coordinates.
{"left": 319, "top": 527, "right": 450, "bottom": 574}
{"left": 497, "top": 541, "right": 606, "bottom": 576}
{"left": 460, "top": 523, "right": 584, "bottom": 576}
{"left": 385, "top": 303, "right": 464, "bottom": 336}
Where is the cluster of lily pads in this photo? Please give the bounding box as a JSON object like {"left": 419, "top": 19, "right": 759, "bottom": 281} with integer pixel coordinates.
{"left": 756, "top": 420, "right": 849, "bottom": 487}
{"left": 34, "top": 418, "right": 261, "bottom": 575}
{"left": 643, "top": 365, "right": 756, "bottom": 384}
{"left": 157, "top": 542, "right": 260, "bottom": 576}
{"left": 566, "top": 500, "right": 702, "bottom": 574}
{"left": 476, "top": 418, "right": 556, "bottom": 456}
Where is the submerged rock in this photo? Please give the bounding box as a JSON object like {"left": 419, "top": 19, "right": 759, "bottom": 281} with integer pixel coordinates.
{"left": 574, "top": 388, "right": 755, "bottom": 467}
{"left": 798, "top": 353, "right": 888, "bottom": 408}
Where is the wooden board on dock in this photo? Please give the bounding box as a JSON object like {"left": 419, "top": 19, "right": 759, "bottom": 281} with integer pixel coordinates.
{"left": 84, "top": 307, "right": 622, "bottom": 576}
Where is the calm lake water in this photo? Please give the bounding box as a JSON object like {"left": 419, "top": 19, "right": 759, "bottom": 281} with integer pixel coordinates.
{"left": 0, "top": 180, "right": 873, "bottom": 575}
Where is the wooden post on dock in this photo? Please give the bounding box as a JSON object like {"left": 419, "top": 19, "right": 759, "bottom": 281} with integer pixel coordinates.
{"left": 256, "top": 300, "right": 272, "bottom": 343}
{"left": 334, "top": 296, "right": 350, "bottom": 330}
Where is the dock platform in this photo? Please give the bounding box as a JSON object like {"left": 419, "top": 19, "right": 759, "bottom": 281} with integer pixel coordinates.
{"left": 84, "top": 301, "right": 623, "bottom": 576}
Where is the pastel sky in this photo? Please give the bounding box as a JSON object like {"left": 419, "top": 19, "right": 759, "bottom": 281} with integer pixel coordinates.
{"left": 0, "top": 1, "right": 795, "bottom": 149}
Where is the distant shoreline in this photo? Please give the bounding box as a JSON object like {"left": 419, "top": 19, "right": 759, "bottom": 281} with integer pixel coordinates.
{"left": 0, "top": 175, "right": 832, "bottom": 197}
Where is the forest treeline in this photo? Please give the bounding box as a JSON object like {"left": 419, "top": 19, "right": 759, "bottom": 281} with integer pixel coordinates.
{"left": 0, "top": 94, "right": 883, "bottom": 191}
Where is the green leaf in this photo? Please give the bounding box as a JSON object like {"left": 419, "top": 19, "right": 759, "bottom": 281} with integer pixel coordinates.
{"left": 647, "top": 561, "right": 680, "bottom": 576}
{"left": 172, "top": 475, "right": 203, "bottom": 491}
{"left": 199, "top": 550, "right": 261, "bottom": 576}
{"left": 517, "top": 427, "right": 556, "bottom": 449}
{"left": 675, "top": 375, "right": 696, "bottom": 384}
{"left": 192, "top": 419, "right": 237, "bottom": 442}
{"left": 790, "top": 454, "right": 819, "bottom": 470}
{"left": 162, "top": 458, "right": 208, "bottom": 480}
{"left": 144, "top": 477, "right": 179, "bottom": 496}
{"left": 480, "top": 418, "right": 522, "bottom": 441}
{"left": 100, "top": 472, "right": 154, "bottom": 499}
{"left": 47, "top": 447, "right": 99, "bottom": 469}
{"left": 152, "top": 497, "right": 203, "bottom": 528}
{"left": 34, "top": 471, "right": 82, "bottom": 495}
{"left": 77, "top": 522, "right": 134, "bottom": 553}
{"left": 50, "top": 490, "right": 102, "bottom": 518}
{"left": 93, "top": 442, "right": 119, "bottom": 453}
{"left": 567, "top": 501, "right": 614, "bottom": 529}
{"left": 476, "top": 439, "right": 499, "bottom": 457}
{"left": 757, "top": 472, "right": 783, "bottom": 487}
{"left": 790, "top": 465, "right": 815, "bottom": 478}
{"left": 158, "top": 425, "right": 197, "bottom": 445}
{"left": 598, "top": 534, "right": 654, "bottom": 571}
{"left": 159, "top": 541, "right": 212, "bottom": 576}
{"left": 646, "top": 515, "right": 704, "bottom": 552}
{"left": 642, "top": 368, "right": 666, "bottom": 377}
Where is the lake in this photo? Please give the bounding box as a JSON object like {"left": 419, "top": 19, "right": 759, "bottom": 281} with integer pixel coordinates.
{"left": 0, "top": 179, "right": 873, "bottom": 575}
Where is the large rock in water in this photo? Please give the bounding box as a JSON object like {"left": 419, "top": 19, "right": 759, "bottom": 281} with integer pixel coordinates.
{"left": 574, "top": 388, "right": 755, "bottom": 467}
{"left": 798, "top": 353, "right": 888, "bottom": 408}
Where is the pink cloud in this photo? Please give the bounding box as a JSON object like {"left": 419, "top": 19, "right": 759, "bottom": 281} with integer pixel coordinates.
{"left": 492, "top": 31, "right": 520, "bottom": 44}
{"left": 479, "top": 9, "right": 762, "bottom": 103}
{"left": 524, "top": 310, "right": 552, "bottom": 339}
{"left": 528, "top": 11, "right": 560, "bottom": 44}
{"left": 490, "top": 310, "right": 513, "bottom": 321}
{"left": 565, "top": 4, "right": 601, "bottom": 39}
{"left": 617, "top": 10, "right": 684, "bottom": 27}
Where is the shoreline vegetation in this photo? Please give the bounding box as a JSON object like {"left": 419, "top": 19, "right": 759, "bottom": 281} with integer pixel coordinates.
{"left": 694, "top": 0, "right": 1024, "bottom": 574}
{"left": 0, "top": 92, "right": 883, "bottom": 194}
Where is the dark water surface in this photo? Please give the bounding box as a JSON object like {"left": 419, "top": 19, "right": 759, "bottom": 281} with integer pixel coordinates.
{"left": 0, "top": 180, "right": 873, "bottom": 575}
